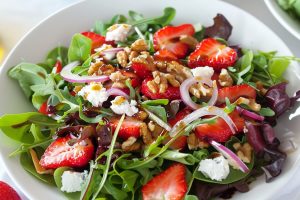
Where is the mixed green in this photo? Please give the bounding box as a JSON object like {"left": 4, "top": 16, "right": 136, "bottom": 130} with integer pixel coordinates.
{"left": 1, "top": 7, "right": 300, "bottom": 200}
{"left": 277, "top": 0, "right": 300, "bottom": 19}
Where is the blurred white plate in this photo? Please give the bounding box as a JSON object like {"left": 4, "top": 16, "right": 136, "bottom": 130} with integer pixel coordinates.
{"left": 0, "top": 0, "right": 299, "bottom": 199}
{"left": 265, "top": 0, "right": 300, "bottom": 40}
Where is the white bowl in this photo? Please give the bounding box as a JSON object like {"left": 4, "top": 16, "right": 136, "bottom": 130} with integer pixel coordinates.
{"left": 265, "top": 0, "right": 300, "bottom": 40}
{"left": 0, "top": 0, "right": 300, "bottom": 199}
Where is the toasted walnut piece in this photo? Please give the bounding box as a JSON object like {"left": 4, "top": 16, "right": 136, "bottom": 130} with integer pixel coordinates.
{"left": 256, "top": 81, "right": 268, "bottom": 95}
{"left": 187, "top": 133, "right": 200, "bottom": 150}
{"left": 124, "top": 47, "right": 131, "bottom": 54}
{"left": 112, "top": 82, "right": 126, "bottom": 88}
{"left": 116, "top": 51, "right": 128, "bottom": 67}
{"left": 154, "top": 60, "right": 168, "bottom": 70}
{"left": 135, "top": 111, "right": 148, "bottom": 121}
{"left": 122, "top": 137, "right": 141, "bottom": 152}
{"left": 131, "top": 54, "right": 156, "bottom": 71}
{"left": 73, "top": 86, "right": 83, "bottom": 94}
{"left": 233, "top": 142, "right": 253, "bottom": 163}
{"left": 167, "top": 61, "right": 192, "bottom": 79}
{"left": 140, "top": 123, "right": 153, "bottom": 145}
{"left": 148, "top": 121, "right": 156, "bottom": 132}
{"left": 189, "top": 85, "right": 201, "bottom": 99}
{"left": 218, "top": 69, "right": 233, "bottom": 87}
{"left": 98, "top": 64, "right": 115, "bottom": 75}
{"left": 88, "top": 61, "right": 104, "bottom": 75}
{"left": 234, "top": 97, "right": 261, "bottom": 112}
{"left": 146, "top": 80, "right": 158, "bottom": 93}
{"left": 131, "top": 39, "right": 148, "bottom": 52}
{"left": 128, "top": 51, "right": 139, "bottom": 61}
{"left": 109, "top": 71, "right": 127, "bottom": 82}
{"left": 165, "top": 74, "right": 180, "bottom": 87}
{"left": 179, "top": 35, "right": 198, "bottom": 49}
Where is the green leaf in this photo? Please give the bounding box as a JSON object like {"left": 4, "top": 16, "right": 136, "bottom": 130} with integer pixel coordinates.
{"left": 93, "top": 21, "right": 108, "bottom": 36}
{"left": 159, "top": 149, "right": 200, "bottom": 165}
{"left": 46, "top": 46, "right": 68, "bottom": 67}
{"left": 54, "top": 167, "right": 80, "bottom": 200}
{"left": 142, "top": 105, "right": 167, "bottom": 122}
{"left": 184, "top": 195, "right": 199, "bottom": 200}
{"left": 68, "top": 33, "right": 92, "bottom": 62}
{"left": 79, "top": 100, "right": 104, "bottom": 123}
{"left": 20, "top": 151, "right": 55, "bottom": 185}
{"left": 128, "top": 10, "right": 147, "bottom": 32}
{"left": 31, "top": 93, "right": 48, "bottom": 110}
{"left": 125, "top": 79, "right": 136, "bottom": 100}
{"left": 8, "top": 63, "right": 47, "bottom": 98}
{"left": 259, "top": 107, "right": 276, "bottom": 117}
{"left": 268, "top": 58, "right": 290, "bottom": 80}
{"left": 103, "top": 181, "right": 128, "bottom": 200}
{"left": 142, "top": 99, "right": 169, "bottom": 106}
{"left": 132, "top": 7, "right": 176, "bottom": 26}
{"left": 30, "top": 75, "right": 56, "bottom": 96}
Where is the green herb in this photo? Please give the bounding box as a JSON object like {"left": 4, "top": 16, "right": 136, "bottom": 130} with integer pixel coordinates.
{"left": 46, "top": 46, "right": 68, "bottom": 67}
{"left": 8, "top": 63, "right": 47, "bottom": 98}
{"left": 68, "top": 33, "right": 92, "bottom": 62}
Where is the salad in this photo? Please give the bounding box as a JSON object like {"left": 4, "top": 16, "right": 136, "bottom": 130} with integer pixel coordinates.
{"left": 277, "top": 0, "right": 300, "bottom": 20}
{"left": 1, "top": 7, "right": 300, "bottom": 200}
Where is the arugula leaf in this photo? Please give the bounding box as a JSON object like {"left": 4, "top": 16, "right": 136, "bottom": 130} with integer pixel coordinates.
{"left": 20, "top": 151, "right": 55, "bottom": 185}
{"left": 31, "top": 93, "right": 48, "bottom": 110}
{"left": 142, "top": 99, "right": 169, "bottom": 106}
{"left": 0, "top": 112, "right": 58, "bottom": 143}
{"left": 158, "top": 149, "right": 200, "bottom": 165}
{"left": 125, "top": 79, "right": 136, "bottom": 100}
{"left": 94, "top": 21, "right": 108, "bottom": 36}
{"left": 8, "top": 63, "right": 47, "bottom": 98}
{"left": 142, "top": 104, "right": 168, "bottom": 122}
{"left": 128, "top": 10, "right": 147, "bottom": 32}
{"left": 68, "top": 33, "right": 92, "bottom": 62}
{"left": 131, "top": 7, "right": 175, "bottom": 26}
{"left": 46, "top": 46, "right": 68, "bottom": 67}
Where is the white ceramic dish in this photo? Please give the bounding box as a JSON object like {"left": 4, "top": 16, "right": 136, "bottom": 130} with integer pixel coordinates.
{"left": 0, "top": 0, "right": 300, "bottom": 199}
{"left": 265, "top": 0, "right": 300, "bottom": 40}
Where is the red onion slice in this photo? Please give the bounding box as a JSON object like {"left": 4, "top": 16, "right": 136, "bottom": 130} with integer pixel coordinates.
{"left": 180, "top": 77, "right": 218, "bottom": 110}
{"left": 60, "top": 61, "right": 110, "bottom": 83}
{"left": 210, "top": 140, "right": 250, "bottom": 173}
{"left": 169, "top": 106, "right": 237, "bottom": 137}
{"left": 236, "top": 106, "right": 264, "bottom": 121}
{"left": 106, "top": 88, "right": 129, "bottom": 99}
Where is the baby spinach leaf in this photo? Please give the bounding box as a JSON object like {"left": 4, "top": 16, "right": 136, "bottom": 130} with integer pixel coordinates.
{"left": 8, "top": 63, "right": 47, "bottom": 98}
{"left": 20, "top": 151, "right": 55, "bottom": 185}
{"left": 268, "top": 57, "right": 290, "bottom": 81}
{"left": 132, "top": 7, "right": 175, "bottom": 26}
{"left": 54, "top": 167, "right": 80, "bottom": 200}
{"left": 68, "top": 33, "right": 92, "bottom": 62}
{"left": 46, "top": 46, "right": 68, "bottom": 67}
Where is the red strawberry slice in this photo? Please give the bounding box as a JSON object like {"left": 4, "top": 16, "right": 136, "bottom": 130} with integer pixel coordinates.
{"left": 81, "top": 31, "right": 106, "bottom": 50}
{"left": 38, "top": 101, "right": 49, "bottom": 115}
{"left": 195, "top": 109, "right": 245, "bottom": 142}
{"left": 154, "top": 24, "right": 195, "bottom": 58}
{"left": 120, "top": 70, "right": 142, "bottom": 88}
{"left": 131, "top": 62, "right": 153, "bottom": 79}
{"left": 217, "top": 84, "right": 256, "bottom": 104}
{"left": 188, "top": 38, "right": 237, "bottom": 70}
{"left": 141, "top": 78, "right": 181, "bottom": 100}
{"left": 154, "top": 49, "right": 178, "bottom": 61}
{"left": 142, "top": 163, "right": 188, "bottom": 200}
{"left": 40, "top": 135, "right": 94, "bottom": 169}
{"left": 110, "top": 117, "right": 142, "bottom": 139}
{"left": 0, "top": 181, "right": 21, "bottom": 200}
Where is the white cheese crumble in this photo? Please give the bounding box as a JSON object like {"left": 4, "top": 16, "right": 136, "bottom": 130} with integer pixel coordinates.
{"left": 78, "top": 82, "right": 108, "bottom": 107}
{"left": 61, "top": 170, "right": 87, "bottom": 193}
{"left": 198, "top": 156, "right": 230, "bottom": 181}
{"left": 110, "top": 96, "right": 138, "bottom": 116}
{"left": 106, "top": 24, "right": 132, "bottom": 42}
{"left": 191, "top": 66, "right": 214, "bottom": 79}
{"left": 94, "top": 44, "right": 115, "bottom": 60}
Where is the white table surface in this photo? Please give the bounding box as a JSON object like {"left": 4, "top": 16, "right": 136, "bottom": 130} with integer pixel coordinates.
{"left": 0, "top": 0, "right": 299, "bottom": 199}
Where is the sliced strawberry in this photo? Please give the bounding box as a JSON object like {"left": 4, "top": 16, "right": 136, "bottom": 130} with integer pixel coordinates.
{"left": 195, "top": 109, "right": 245, "bottom": 142}
{"left": 188, "top": 38, "right": 237, "bottom": 70}
{"left": 154, "top": 24, "right": 195, "bottom": 58}
{"left": 154, "top": 49, "right": 178, "bottom": 61}
{"left": 0, "top": 181, "right": 21, "bottom": 200}
{"left": 131, "top": 62, "right": 153, "bottom": 79}
{"left": 141, "top": 78, "right": 181, "bottom": 100}
{"left": 164, "top": 108, "right": 192, "bottom": 150}
{"left": 40, "top": 135, "right": 94, "bottom": 169}
{"left": 81, "top": 31, "right": 105, "bottom": 50}
{"left": 110, "top": 117, "right": 142, "bottom": 139}
{"left": 54, "top": 60, "right": 62, "bottom": 73}
{"left": 142, "top": 163, "right": 187, "bottom": 200}
{"left": 217, "top": 84, "right": 256, "bottom": 104}
{"left": 38, "top": 101, "right": 49, "bottom": 115}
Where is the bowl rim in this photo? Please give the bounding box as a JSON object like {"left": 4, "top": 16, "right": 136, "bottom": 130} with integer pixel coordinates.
{"left": 0, "top": 0, "right": 298, "bottom": 199}
{"left": 264, "top": 0, "right": 300, "bottom": 40}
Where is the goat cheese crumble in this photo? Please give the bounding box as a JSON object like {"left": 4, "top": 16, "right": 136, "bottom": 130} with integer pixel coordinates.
{"left": 198, "top": 156, "right": 230, "bottom": 181}
{"left": 191, "top": 66, "right": 214, "bottom": 79}
{"left": 78, "top": 82, "right": 108, "bottom": 107}
{"left": 61, "top": 170, "right": 88, "bottom": 193}
{"left": 110, "top": 96, "right": 138, "bottom": 116}
{"left": 106, "top": 24, "right": 132, "bottom": 42}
